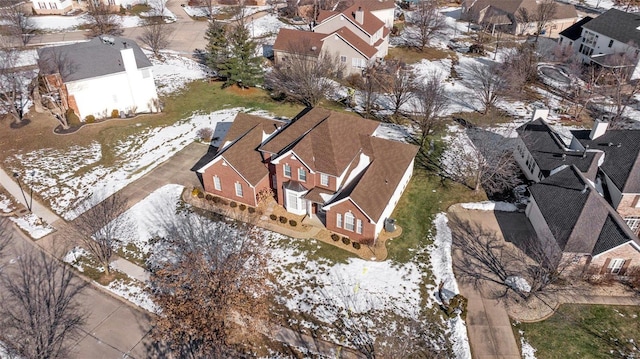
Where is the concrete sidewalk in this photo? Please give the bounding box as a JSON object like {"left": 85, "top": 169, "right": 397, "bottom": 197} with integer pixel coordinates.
{"left": 0, "top": 167, "right": 60, "bottom": 224}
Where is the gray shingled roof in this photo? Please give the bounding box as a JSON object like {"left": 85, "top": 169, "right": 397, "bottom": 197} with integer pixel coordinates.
{"left": 38, "top": 36, "right": 152, "bottom": 82}
{"left": 517, "top": 119, "right": 599, "bottom": 178}
{"left": 559, "top": 16, "right": 593, "bottom": 41}
{"left": 572, "top": 128, "right": 640, "bottom": 192}
{"left": 529, "top": 165, "right": 638, "bottom": 255}
{"left": 582, "top": 9, "right": 640, "bottom": 47}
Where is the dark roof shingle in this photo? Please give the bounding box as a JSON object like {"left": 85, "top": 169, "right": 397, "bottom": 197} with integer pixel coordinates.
{"left": 559, "top": 16, "right": 593, "bottom": 41}
{"left": 582, "top": 9, "right": 640, "bottom": 47}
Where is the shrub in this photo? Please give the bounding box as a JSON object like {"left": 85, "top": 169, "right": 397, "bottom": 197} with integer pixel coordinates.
{"left": 66, "top": 109, "right": 80, "bottom": 127}
{"left": 248, "top": 207, "right": 256, "bottom": 214}
{"left": 341, "top": 237, "right": 350, "bottom": 245}
{"left": 352, "top": 242, "right": 361, "bottom": 250}
{"left": 205, "top": 194, "right": 213, "bottom": 201}
{"left": 270, "top": 214, "right": 277, "bottom": 221}
{"left": 289, "top": 219, "right": 297, "bottom": 227}
{"left": 279, "top": 216, "right": 287, "bottom": 224}
{"left": 230, "top": 201, "right": 237, "bottom": 208}
{"left": 331, "top": 234, "right": 340, "bottom": 241}
{"left": 213, "top": 196, "right": 221, "bottom": 203}
{"left": 111, "top": 109, "right": 120, "bottom": 118}
{"left": 191, "top": 188, "right": 200, "bottom": 197}
{"left": 196, "top": 127, "right": 214, "bottom": 142}
{"left": 239, "top": 204, "right": 246, "bottom": 211}
{"left": 85, "top": 115, "right": 96, "bottom": 123}
{"left": 197, "top": 191, "right": 204, "bottom": 199}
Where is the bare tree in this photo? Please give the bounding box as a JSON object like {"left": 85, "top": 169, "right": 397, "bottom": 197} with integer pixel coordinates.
{"left": 440, "top": 128, "right": 520, "bottom": 194}
{"left": 0, "top": 0, "right": 34, "bottom": 46}
{"left": 357, "top": 65, "right": 383, "bottom": 118}
{"left": 148, "top": 213, "right": 270, "bottom": 358}
{"left": 138, "top": 22, "right": 174, "bottom": 59}
{"left": 405, "top": 0, "right": 446, "bottom": 51}
{"left": 266, "top": 39, "right": 344, "bottom": 107}
{"left": 0, "top": 250, "right": 87, "bottom": 359}
{"left": 450, "top": 214, "right": 562, "bottom": 300}
{"left": 37, "top": 46, "right": 80, "bottom": 129}
{"left": 380, "top": 59, "right": 415, "bottom": 116}
{"left": 533, "top": 0, "right": 557, "bottom": 43}
{"left": 500, "top": 43, "right": 539, "bottom": 93}
{"left": 84, "top": 2, "right": 124, "bottom": 37}
{"left": 465, "top": 62, "right": 507, "bottom": 114}
{"left": 0, "top": 46, "right": 36, "bottom": 126}
{"left": 74, "top": 193, "right": 129, "bottom": 276}
{"left": 593, "top": 51, "right": 640, "bottom": 127}
{"left": 411, "top": 70, "right": 449, "bottom": 147}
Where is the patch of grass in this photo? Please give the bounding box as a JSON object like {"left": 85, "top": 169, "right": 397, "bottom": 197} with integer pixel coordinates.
{"left": 387, "top": 46, "right": 454, "bottom": 63}
{"left": 514, "top": 304, "right": 640, "bottom": 358}
{"left": 449, "top": 108, "right": 515, "bottom": 127}
{"left": 128, "top": 3, "right": 152, "bottom": 16}
{"left": 388, "top": 169, "right": 485, "bottom": 264}
{"left": 116, "top": 242, "right": 149, "bottom": 268}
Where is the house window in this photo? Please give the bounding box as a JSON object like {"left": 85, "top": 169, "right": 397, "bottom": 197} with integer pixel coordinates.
{"left": 336, "top": 213, "right": 342, "bottom": 228}
{"left": 352, "top": 58, "right": 366, "bottom": 68}
{"left": 108, "top": 0, "right": 115, "bottom": 5}
{"left": 608, "top": 39, "right": 614, "bottom": 48}
{"left": 320, "top": 173, "right": 329, "bottom": 186}
{"left": 235, "top": 182, "right": 243, "bottom": 197}
{"left": 287, "top": 192, "right": 298, "bottom": 210}
{"left": 283, "top": 164, "right": 291, "bottom": 178}
{"left": 340, "top": 55, "right": 347, "bottom": 63}
{"left": 38, "top": 2, "right": 45, "bottom": 7}
{"left": 356, "top": 219, "right": 363, "bottom": 234}
{"left": 345, "top": 212, "right": 355, "bottom": 231}
{"left": 625, "top": 216, "right": 640, "bottom": 232}
{"left": 609, "top": 258, "right": 626, "bottom": 274}
{"left": 213, "top": 175, "right": 221, "bottom": 191}
{"left": 298, "top": 168, "right": 306, "bottom": 182}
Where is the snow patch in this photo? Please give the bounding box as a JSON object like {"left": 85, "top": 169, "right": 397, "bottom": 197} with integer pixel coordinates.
{"left": 460, "top": 201, "right": 518, "bottom": 212}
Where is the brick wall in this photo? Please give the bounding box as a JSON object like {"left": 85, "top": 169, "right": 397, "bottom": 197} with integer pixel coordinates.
{"left": 274, "top": 154, "right": 313, "bottom": 205}
{"left": 589, "top": 243, "right": 640, "bottom": 275}
{"left": 201, "top": 159, "right": 267, "bottom": 207}
{"left": 326, "top": 199, "right": 376, "bottom": 242}
{"left": 616, "top": 194, "right": 640, "bottom": 235}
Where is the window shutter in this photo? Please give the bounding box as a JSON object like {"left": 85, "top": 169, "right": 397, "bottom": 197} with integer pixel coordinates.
{"left": 600, "top": 258, "right": 611, "bottom": 274}
{"left": 620, "top": 260, "right": 631, "bottom": 275}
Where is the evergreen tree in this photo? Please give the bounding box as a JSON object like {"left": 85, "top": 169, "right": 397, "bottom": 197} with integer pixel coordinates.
{"left": 218, "top": 24, "right": 262, "bottom": 88}
{"left": 204, "top": 20, "right": 229, "bottom": 76}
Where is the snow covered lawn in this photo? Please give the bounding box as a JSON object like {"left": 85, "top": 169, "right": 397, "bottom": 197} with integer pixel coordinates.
{"left": 89, "top": 183, "right": 471, "bottom": 357}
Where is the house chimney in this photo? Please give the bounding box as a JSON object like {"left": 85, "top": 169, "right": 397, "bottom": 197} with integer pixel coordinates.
{"left": 531, "top": 108, "right": 549, "bottom": 121}
{"left": 120, "top": 46, "right": 137, "bottom": 73}
{"left": 355, "top": 6, "right": 364, "bottom": 25}
{"left": 589, "top": 118, "right": 609, "bottom": 140}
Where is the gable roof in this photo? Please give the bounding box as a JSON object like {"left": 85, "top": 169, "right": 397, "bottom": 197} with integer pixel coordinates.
{"left": 352, "top": 0, "right": 396, "bottom": 11}
{"left": 571, "top": 128, "right": 640, "bottom": 193}
{"left": 559, "top": 16, "right": 593, "bottom": 41}
{"left": 516, "top": 118, "right": 600, "bottom": 179}
{"left": 582, "top": 8, "right": 640, "bottom": 47}
{"left": 38, "top": 36, "right": 152, "bottom": 82}
{"left": 339, "top": 136, "right": 418, "bottom": 221}
{"left": 260, "top": 108, "right": 380, "bottom": 176}
{"left": 317, "top": 4, "right": 386, "bottom": 36}
{"left": 329, "top": 27, "right": 378, "bottom": 58}
{"left": 272, "top": 28, "right": 326, "bottom": 57}
{"left": 529, "top": 165, "right": 639, "bottom": 255}
{"left": 465, "top": 0, "right": 576, "bottom": 23}
{"left": 196, "top": 113, "right": 284, "bottom": 186}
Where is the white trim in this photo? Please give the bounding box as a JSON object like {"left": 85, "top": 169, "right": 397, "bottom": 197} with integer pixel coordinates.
{"left": 321, "top": 32, "right": 374, "bottom": 60}
{"left": 199, "top": 155, "right": 256, "bottom": 189}
{"left": 271, "top": 150, "right": 314, "bottom": 172}
{"left": 323, "top": 197, "right": 374, "bottom": 223}
{"left": 593, "top": 240, "right": 640, "bottom": 258}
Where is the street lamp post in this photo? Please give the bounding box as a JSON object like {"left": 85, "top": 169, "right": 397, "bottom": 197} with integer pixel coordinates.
{"left": 13, "top": 172, "right": 33, "bottom": 212}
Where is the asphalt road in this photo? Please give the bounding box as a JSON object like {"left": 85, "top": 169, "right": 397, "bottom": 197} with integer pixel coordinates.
{"left": 0, "top": 220, "right": 154, "bottom": 358}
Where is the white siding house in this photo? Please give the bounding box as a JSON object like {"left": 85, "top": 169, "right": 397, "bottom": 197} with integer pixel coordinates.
{"left": 38, "top": 36, "right": 159, "bottom": 121}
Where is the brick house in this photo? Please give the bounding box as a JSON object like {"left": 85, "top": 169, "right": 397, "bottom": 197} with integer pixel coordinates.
{"left": 194, "top": 108, "right": 418, "bottom": 242}
{"left": 273, "top": 4, "right": 390, "bottom": 75}
{"left": 515, "top": 112, "right": 640, "bottom": 275}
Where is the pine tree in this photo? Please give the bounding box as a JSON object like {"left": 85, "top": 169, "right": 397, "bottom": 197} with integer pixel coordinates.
{"left": 204, "top": 20, "right": 229, "bottom": 76}
{"left": 218, "top": 24, "right": 262, "bottom": 88}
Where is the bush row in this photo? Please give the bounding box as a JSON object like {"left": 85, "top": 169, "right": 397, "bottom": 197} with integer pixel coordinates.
{"left": 268, "top": 214, "right": 297, "bottom": 227}
{"left": 331, "top": 233, "right": 361, "bottom": 250}
{"left": 194, "top": 189, "right": 256, "bottom": 213}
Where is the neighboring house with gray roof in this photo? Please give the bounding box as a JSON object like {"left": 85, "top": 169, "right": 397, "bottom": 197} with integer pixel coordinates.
{"left": 461, "top": 0, "right": 577, "bottom": 37}
{"left": 570, "top": 9, "right": 640, "bottom": 79}
{"left": 526, "top": 165, "right": 640, "bottom": 275}
{"left": 517, "top": 112, "right": 640, "bottom": 275}
{"left": 38, "top": 36, "right": 159, "bottom": 121}
{"left": 193, "top": 107, "right": 418, "bottom": 243}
